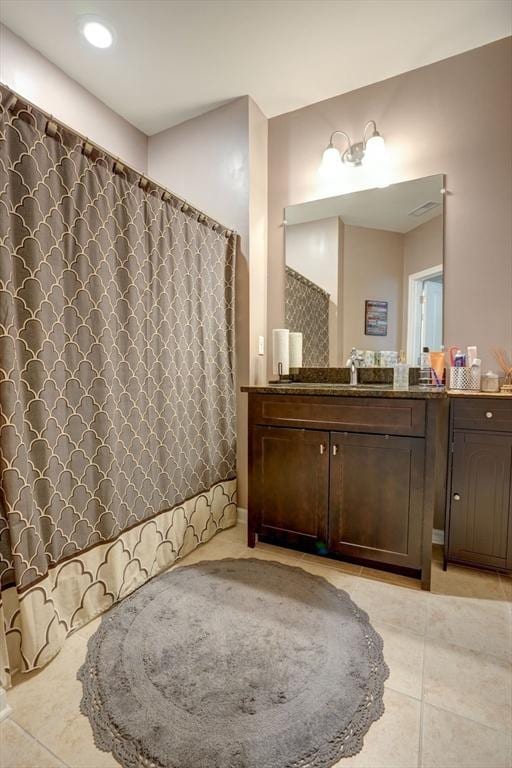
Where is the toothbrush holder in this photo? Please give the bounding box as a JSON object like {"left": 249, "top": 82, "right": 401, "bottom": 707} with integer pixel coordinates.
{"left": 449, "top": 366, "right": 481, "bottom": 391}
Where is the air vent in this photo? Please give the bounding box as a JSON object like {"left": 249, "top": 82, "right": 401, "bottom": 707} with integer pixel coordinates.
{"left": 408, "top": 201, "right": 440, "bottom": 217}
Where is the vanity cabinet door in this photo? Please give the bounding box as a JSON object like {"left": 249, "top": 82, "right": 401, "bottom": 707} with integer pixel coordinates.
{"left": 250, "top": 426, "right": 329, "bottom": 551}
{"left": 448, "top": 431, "right": 512, "bottom": 569}
{"left": 328, "top": 432, "right": 424, "bottom": 569}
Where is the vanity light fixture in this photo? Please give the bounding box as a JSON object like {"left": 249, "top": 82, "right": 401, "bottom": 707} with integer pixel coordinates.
{"left": 320, "top": 120, "right": 388, "bottom": 179}
{"left": 81, "top": 18, "right": 114, "bottom": 48}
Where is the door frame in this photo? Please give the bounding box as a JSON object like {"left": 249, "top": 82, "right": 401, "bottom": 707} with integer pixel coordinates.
{"left": 406, "top": 264, "right": 443, "bottom": 365}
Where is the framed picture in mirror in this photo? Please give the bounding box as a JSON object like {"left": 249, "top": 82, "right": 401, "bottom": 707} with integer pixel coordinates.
{"left": 365, "top": 300, "right": 388, "bottom": 336}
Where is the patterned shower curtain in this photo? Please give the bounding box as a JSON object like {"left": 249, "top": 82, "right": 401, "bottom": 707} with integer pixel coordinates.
{"left": 285, "top": 266, "right": 330, "bottom": 367}
{"left": 0, "top": 85, "right": 237, "bottom": 687}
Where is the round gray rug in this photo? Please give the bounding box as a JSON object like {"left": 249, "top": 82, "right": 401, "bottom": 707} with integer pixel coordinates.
{"left": 78, "top": 558, "right": 389, "bottom": 768}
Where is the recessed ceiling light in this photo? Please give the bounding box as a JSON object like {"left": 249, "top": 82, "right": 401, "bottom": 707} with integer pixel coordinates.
{"left": 81, "top": 20, "right": 113, "bottom": 49}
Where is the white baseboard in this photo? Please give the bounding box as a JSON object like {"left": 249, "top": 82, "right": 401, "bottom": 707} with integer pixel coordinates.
{"left": 237, "top": 507, "right": 248, "bottom": 524}
{"left": 0, "top": 688, "right": 12, "bottom": 721}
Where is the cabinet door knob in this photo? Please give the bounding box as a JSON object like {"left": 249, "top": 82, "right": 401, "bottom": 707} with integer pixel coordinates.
{"left": 332, "top": 445, "right": 338, "bottom": 456}
{"left": 453, "top": 493, "right": 461, "bottom": 501}
{"left": 485, "top": 411, "right": 493, "bottom": 419}
{"left": 320, "top": 443, "right": 326, "bottom": 455}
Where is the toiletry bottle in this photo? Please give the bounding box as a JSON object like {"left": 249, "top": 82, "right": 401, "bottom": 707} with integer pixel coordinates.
{"left": 454, "top": 350, "right": 465, "bottom": 367}
{"left": 393, "top": 351, "right": 409, "bottom": 390}
{"left": 419, "top": 347, "right": 431, "bottom": 388}
{"left": 430, "top": 351, "right": 445, "bottom": 387}
{"left": 470, "top": 357, "right": 482, "bottom": 390}
{"left": 467, "top": 346, "right": 478, "bottom": 366}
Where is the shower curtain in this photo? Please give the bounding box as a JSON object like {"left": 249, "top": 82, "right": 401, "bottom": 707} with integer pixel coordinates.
{"left": 285, "top": 266, "right": 330, "bottom": 367}
{"left": 0, "top": 85, "right": 237, "bottom": 688}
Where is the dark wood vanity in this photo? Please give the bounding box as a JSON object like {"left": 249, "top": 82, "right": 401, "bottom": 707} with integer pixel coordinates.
{"left": 445, "top": 393, "right": 512, "bottom": 573}
{"left": 243, "top": 385, "right": 448, "bottom": 589}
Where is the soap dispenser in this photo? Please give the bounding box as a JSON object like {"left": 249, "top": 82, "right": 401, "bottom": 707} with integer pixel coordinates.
{"left": 393, "top": 351, "right": 409, "bottom": 390}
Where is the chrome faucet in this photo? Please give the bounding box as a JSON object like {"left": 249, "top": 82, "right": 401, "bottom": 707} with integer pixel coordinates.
{"left": 347, "top": 347, "right": 364, "bottom": 385}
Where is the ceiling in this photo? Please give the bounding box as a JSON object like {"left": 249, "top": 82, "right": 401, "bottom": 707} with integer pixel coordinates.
{"left": 285, "top": 175, "right": 444, "bottom": 233}
{"left": 0, "top": 0, "right": 510, "bottom": 135}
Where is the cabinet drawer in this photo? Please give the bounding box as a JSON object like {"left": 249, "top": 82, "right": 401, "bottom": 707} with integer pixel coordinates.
{"left": 250, "top": 394, "right": 426, "bottom": 437}
{"left": 452, "top": 398, "right": 512, "bottom": 432}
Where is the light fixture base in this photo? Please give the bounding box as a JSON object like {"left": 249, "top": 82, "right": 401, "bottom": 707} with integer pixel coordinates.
{"left": 342, "top": 141, "right": 365, "bottom": 166}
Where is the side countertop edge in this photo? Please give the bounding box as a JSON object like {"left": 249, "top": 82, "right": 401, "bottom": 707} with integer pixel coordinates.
{"left": 240, "top": 384, "right": 446, "bottom": 399}
{"left": 447, "top": 389, "right": 512, "bottom": 399}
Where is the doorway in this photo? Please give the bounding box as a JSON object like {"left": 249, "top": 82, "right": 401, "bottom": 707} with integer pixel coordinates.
{"left": 406, "top": 265, "right": 443, "bottom": 365}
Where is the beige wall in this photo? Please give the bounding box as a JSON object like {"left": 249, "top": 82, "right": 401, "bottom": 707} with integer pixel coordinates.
{"left": 336, "top": 217, "right": 345, "bottom": 365}
{"left": 285, "top": 217, "right": 339, "bottom": 299}
{"left": 268, "top": 38, "right": 512, "bottom": 372}
{"left": 248, "top": 99, "right": 269, "bottom": 386}
{"left": 285, "top": 216, "right": 339, "bottom": 366}
{"left": 148, "top": 97, "right": 268, "bottom": 508}
{"left": 342, "top": 226, "right": 404, "bottom": 361}
{"left": 147, "top": 97, "right": 251, "bottom": 245}
{"left": 402, "top": 215, "right": 444, "bottom": 352}
{"left": 0, "top": 24, "right": 147, "bottom": 171}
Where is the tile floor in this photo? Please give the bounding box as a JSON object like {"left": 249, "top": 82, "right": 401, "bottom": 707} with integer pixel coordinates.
{"left": 1, "top": 524, "right": 511, "bottom": 768}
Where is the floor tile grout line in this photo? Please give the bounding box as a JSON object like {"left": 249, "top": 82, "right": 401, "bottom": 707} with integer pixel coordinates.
{"left": 423, "top": 629, "right": 512, "bottom": 665}
{"left": 423, "top": 700, "right": 512, "bottom": 737}
{"left": 356, "top": 615, "right": 428, "bottom": 638}
{"left": 417, "top": 621, "right": 428, "bottom": 768}
{"left": 6, "top": 716, "right": 71, "bottom": 768}
{"left": 382, "top": 681, "right": 423, "bottom": 703}
{"left": 374, "top": 618, "right": 426, "bottom": 640}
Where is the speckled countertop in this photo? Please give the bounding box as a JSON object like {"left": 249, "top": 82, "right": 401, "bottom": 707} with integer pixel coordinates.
{"left": 241, "top": 384, "right": 447, "bottom": 399}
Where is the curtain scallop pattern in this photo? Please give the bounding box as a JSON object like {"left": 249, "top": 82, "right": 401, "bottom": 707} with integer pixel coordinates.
{"left": 0, "top": 85, "right": 237, "bottom": 686}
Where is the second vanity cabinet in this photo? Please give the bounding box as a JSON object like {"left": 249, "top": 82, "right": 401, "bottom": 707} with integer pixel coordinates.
{"left": 245, "top": 389, "right": 448, "bottom": 589}
{"left": 445, "top": 395, "right": 512, "bottom": 572}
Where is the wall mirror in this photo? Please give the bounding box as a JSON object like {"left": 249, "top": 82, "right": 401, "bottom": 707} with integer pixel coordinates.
{"left": 284, "top": 174, "right": 444, "bottom": 367}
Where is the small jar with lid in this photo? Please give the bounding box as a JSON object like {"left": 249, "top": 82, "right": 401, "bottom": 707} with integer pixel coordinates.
{"left": 481, "top": 371, "right": 500, "bottom": 393}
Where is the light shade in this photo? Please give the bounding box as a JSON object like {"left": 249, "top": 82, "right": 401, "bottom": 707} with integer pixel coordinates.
{"left": 363, "top": 134, "right": 387, "bottom": 168}
{"left": 319, "top": 146, "right": 342, "bottom": 178}
{"left": 363, "top": 134, "right": 389, "bottom": 188}
{"left": 82, "top": 21, "right": 113, "bottom": 48}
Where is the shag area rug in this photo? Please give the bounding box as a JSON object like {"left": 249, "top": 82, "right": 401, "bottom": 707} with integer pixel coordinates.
{"left": 78, "top": 558, "right": 388, "bottom": 768}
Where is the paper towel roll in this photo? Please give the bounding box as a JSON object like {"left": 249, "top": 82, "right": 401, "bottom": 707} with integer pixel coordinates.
{"left": 272, "top": 329, "right": 289, "bottom": 376}
{"left": 289, "top": 332, "right": 303, "bottom": 369}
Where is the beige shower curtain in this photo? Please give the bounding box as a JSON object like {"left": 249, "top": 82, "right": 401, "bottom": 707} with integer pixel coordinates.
{"left": 0, "top": 85, "right": 237, "bottom": 687}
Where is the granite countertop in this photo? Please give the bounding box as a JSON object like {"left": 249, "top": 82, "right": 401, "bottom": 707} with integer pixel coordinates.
{"left": 241, "top": 384, "right": 447, "bottom": 399}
